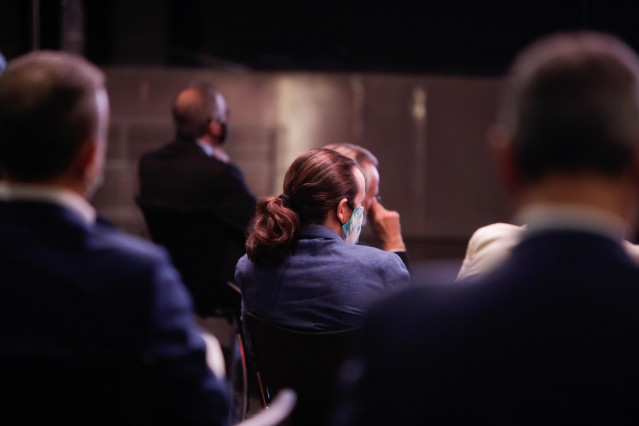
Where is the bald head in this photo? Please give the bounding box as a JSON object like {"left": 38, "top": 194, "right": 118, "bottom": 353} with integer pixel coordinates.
{"left": 172, "top": 83, "right": 227, "bottom": 140}
{"left": 0, "top": 51, "right": 107, "bottom": 182}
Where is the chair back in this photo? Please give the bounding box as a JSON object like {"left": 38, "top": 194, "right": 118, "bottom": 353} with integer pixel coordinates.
{"left": 3, "top": 357, "right": 171, "bottom": 425}
{"left": 236, "top": 389, "right": 296, "bottom": 426}
{"left": 244, "top": 313, "right": 356, "bottom": 426}
{"left": 136, "top": 199, "right": 244, "bottom": 316}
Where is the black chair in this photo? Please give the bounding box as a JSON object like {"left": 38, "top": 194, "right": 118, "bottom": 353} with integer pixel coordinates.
{"left": 3, "top": 357, "right": 172, "bottom": 425}
{"left": 137, "top": 200, "right": 250, "bottom": 420}
{"left": 244, "top": 313, "right": 356, "bottom": 426}
{"left": 136, "top": 199, "right": 245, "bottom": 317}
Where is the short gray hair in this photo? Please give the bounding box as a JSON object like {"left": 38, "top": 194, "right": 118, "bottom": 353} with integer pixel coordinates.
{"left": 323, "top": 143, "right": 379, "bottom": 190}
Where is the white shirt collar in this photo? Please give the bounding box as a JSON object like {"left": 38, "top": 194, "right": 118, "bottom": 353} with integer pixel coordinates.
{"left": 0, "top": 182, "right": 97, "bottom": 224}
{"left": 514, "top": 203, "right": 628, "bottom": 241}
{"left": 195, "top": 139, "right": 215, "bottom": 157}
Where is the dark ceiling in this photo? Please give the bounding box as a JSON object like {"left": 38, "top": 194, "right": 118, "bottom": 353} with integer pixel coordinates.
{"left": 2, "top": 1, "right": 638, "bottom": 75}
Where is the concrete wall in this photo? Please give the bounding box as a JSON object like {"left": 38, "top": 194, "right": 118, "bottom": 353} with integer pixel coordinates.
{"left": 94, "top": 67, "right": 512, "bottom": 262}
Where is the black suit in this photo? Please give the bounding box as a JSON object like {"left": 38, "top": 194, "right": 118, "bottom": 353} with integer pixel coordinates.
{"left": 335, "top": 228, "right": 639, "bottom": 425}
{"left": 138, "top": 138, "right": 256, "bottom": 316}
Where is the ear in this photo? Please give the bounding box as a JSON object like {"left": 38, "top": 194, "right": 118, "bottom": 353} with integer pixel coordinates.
{"left": 73, "top": 140, "right": 99, "bottom": 179}
{"left": 208, "top": 119, "right": 222, "bottom": 139}
{"left": 336, "top": 198, "right": 351, "bottom": 225}
{"left": 73, "top": 140, "right": 105, "bottom": 196}
{"left": 488, "top": 124, "right": 521, "bottom": 193}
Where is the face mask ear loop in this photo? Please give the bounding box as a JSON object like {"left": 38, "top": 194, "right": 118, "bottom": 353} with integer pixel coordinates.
{"left": 342, "top": 206, "right": 364, "bottom": 244}
{"left": 338, "top": 199, "right": 352, "bottom": 226}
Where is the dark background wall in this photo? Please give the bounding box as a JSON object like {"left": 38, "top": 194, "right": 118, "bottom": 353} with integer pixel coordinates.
{"left": 95, "top": 69, "right": 505, "bottom": 262}
{"left": 5, "top": 1, "right": 638, "bottom": 73}
{"left": 1, "top": 0, "right": 638, "bottom": 267}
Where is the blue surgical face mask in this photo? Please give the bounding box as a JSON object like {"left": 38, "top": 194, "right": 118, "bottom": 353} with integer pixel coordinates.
{"left": 342, "top": 206, "right": 365, "bottom": 244}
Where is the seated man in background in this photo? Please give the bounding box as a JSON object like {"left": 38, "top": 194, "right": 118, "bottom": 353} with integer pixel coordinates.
{"left": 0, "top": 51, "right": 229, "bottom": 425}
{"left": 324, "top": 143, "right": 411, "bottom": 271}
{"left": 138, "top": 82, "right": 256, "bottom": 317}
{"left": 335, "top": 31, "right": 639, "bottom": 424}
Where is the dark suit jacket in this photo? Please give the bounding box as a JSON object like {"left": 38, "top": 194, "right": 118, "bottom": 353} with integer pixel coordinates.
{"left": 138, "top": 138, "right": 256, "bottom": 316}
{"left": 0, "top": 200, "right": 230, "bottom": 425}
{"left": 335, "top": 229, "right": 639, "bottom": 425}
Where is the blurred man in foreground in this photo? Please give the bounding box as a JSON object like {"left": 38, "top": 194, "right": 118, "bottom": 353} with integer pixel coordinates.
{"left": 0, "top": 51, "right": 229, "bottom": 425}
{"left": 335, "top": 32, "right": 639, "bottom": 424}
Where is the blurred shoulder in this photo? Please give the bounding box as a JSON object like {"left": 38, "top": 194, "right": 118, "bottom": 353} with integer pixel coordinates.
{"left": 88, "top": 224, "right": 171, "bottom": 269}
{"left": 622, "top": 240, "right": 639, "bottom": 265}
{"left": 469, "top": 223, "right": 523, "bottom": 250}
{"left": 363, "top": 278, "right": 469, "bottom": 335}
{"left": 139, "top": 140, "right": 175, "bottom": 162}
{"left": 235, "top": 253, "right": 252, "bottom": 275}
{"left": 457, "top": 223, "right": 524, "bottom": 281}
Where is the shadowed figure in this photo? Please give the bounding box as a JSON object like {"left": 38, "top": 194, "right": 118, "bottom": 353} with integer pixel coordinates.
{"left": 334, "top": 31, "right": 639, "bottom": 425}
{"left": 0, "top": 51, "right": 230, "bottom": 425}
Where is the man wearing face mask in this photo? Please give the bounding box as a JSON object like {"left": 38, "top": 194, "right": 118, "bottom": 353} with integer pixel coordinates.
{"left": 235, "top": 148, "right": 409, "bottom": 331}
{"left": 138, "top": 82, "right": 256, "bottom": 317}
{"left": 324, "top": 143, "right": 411, "bottom": 271}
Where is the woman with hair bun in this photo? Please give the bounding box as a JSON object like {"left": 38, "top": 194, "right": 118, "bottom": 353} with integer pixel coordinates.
{"left": 235, "top": 148, "right": 409, "bottom": 330}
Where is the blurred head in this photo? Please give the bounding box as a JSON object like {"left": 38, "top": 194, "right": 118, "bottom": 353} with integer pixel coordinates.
{"left": 495, "top": 31, "right": 639, "bottom": 184}
{"left": 0, "top": 51, "right": 108, "bottom": 195}
{"left": 246, "top": 148, "right": 362, "bottom": 265}
{"left": 324, "top": 143, "right": 379, "bottom": 212}
{"left": 172, "top": 82, "right": 228, "bottom": 143}
{"left": 0, "top": 52, "right": 6, "bottom": 73}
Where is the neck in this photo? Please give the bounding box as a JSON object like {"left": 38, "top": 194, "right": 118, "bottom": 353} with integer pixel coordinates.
{"left": 322, "top": 214, "right": 344, "bottom": 238}
{"left": 5, "top": 175, "right": 89, "bottom": 200}
{"left": 516, "top": 172, "right": 636, "bottom": 224}
{"left": 199, "top": 134, "right": 220, "bottom": 147}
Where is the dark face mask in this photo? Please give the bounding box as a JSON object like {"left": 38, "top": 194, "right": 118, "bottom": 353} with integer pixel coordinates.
{"left": 218, "top": 122, "right": 228, "bottom": 144}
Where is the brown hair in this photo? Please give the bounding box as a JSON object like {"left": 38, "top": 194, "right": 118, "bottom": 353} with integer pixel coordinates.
{"left": 246, "top": 148, "right": 359, "bottom": 265}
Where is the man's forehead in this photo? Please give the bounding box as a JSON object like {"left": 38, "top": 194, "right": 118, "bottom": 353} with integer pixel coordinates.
{"left": 362, "top": 162, "right": 379, "bottom": 182}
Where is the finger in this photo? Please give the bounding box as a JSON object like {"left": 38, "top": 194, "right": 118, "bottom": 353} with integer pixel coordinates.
{"left": 369, "top": 198, "right": 382, "bottom": 214}
{"left": 373, "top": 198, "right": 389, "bottom": 213}
{"left": 369, "top": 197, "right": 380, "bottom": 211}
